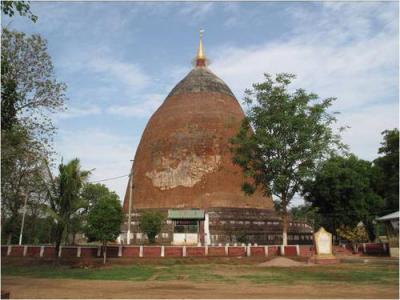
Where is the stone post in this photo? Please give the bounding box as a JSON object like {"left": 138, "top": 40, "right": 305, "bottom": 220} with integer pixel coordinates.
{"left": 77, "top": 247, "right": 81, "bottom": 258}
{"left": 183, "top": 246, "right": 187, "bottom": 257}
{"left": 118, "top": 246, "right": 122, "bottom": 257}
{"left": 7, "top": 245, "right": 12, "bottom": 256}
{"left": 225, "top": 244, "right": 228, "bottom": 256}
{"left": 246, "top": 244, "right": 251, "bottom": 257}
{"left": 23, "top": 245, "right": 28, "bottom": 257}
{"left": 264, "top": 245, "right": 268, "bottom": 257}
{"left": 40, "top": 246, "right": 44, "bottom": 257}
{"left": 296, "top": 244, "right": 300, "bottom": 256}
{"left": 161, "top": 245, "right": 165, "bottom": 257}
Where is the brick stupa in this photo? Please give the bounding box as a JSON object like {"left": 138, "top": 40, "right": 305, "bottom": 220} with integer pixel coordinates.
{"left": 122, "top": 31, "right": 312, "bottom": 245}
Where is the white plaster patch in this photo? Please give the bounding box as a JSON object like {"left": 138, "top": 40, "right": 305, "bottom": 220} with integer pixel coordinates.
{"left": 146, "top": 153, "right": 221, "bottom": 190}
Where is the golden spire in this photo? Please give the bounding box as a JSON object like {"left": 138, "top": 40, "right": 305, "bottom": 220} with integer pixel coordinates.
{"left": 195, "top": 29, "right": 207, "bottom": 67}
{"left": 197, "top": 29, "right": 205, "bottom": 59}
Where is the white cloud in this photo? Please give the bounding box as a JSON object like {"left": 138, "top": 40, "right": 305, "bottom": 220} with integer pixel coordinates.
{"left": 87, "top": 56, "right": 150, "bottom": 90}
{"left": 107, "top": 93, "right": 165, "bottom": 117}
{"left": 210, "top": 3, "right": 398, "bottom": 161}
{"left": 178, "top": 3, "right": 215, "bottom": 21}
{"left": 338, "top": 103, "right": 399, "bottom": 160}
{"left": 56, "top": 105, "right": 102, "bottom": 120}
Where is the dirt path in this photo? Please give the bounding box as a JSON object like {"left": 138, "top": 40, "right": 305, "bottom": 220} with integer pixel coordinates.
{"left": 2, "top": 276, "right": 398, "bottom": 299}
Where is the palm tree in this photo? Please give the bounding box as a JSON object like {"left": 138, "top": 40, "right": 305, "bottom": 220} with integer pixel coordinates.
{"left": 44, "top": 158, "right": 90, "bottom": 259}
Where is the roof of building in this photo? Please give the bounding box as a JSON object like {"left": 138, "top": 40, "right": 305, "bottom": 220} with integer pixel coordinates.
{"left": 168, "top": 209, "right": 205, "bottom": 219}
{"left": 376, "top": 211, "right": 399, "bottom": 221}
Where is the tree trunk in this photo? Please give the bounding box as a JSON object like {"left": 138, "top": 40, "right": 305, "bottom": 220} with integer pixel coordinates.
{"left": 54, "top": 224, "right": 64, "bottom": 262}
{"left": 103, "top": 241, "right": 107, "bottom": 265}
{"left": 281, "top": 196, "right": 288, "bottom": 246}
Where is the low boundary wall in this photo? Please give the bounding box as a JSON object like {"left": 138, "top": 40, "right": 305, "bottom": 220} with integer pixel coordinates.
{"left": 1, "top": 242, "right": 389, "bottom": 259}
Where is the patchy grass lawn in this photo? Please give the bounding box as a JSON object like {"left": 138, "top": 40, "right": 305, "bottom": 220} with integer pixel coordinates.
{"left": 2, "top": 259, "right": 398, "bottom": 286}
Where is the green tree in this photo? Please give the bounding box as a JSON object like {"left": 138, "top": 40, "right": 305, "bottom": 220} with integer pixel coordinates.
{"left": 290, "top": 204, "right": 321, "bottom": 231}
{"left": 45, "top": 159, "right": 90, "bottom": 258}
{"left": 303, "top": 154, "right": 384, "bottom": 240}
{"left": 230, "top": 73, "right": 344, "bottom": 245}
{"left": 85, "top": 196, "right": 123, "bottom": 264}
{"left": 69, "top": 183, "right": 120, "bottom": 244}
{"left": 1, "top": 28, "right": 66, "bottom": 244}
{"left": 1, "top": 28, "right": 66, "bottom": 146}
{"left": 81, "top": 183, "right": 115, "bottom": 210}
{"left": 1, "top": 125, "right": 48, "bottom": 244}
{"left": 336, "top": 224, "right": 369, "bottom": 253}
{"left": 373, "top": 129, "right": 399, "bottom": 213}
{"left": 1, "top": 0, "right": 37, "bottom": 22}
{"left": 139, "top": 211, "right": 165, "bottom": 244}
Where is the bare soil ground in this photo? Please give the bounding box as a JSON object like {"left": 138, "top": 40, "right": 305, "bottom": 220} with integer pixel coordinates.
{"left": 258, "top": 257, "right": 310, "bottom": 267}
{"left": 2, "top": 276, "right": 399, "bottom": 299}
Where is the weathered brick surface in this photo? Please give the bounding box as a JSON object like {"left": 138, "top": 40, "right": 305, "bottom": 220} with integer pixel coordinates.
{"left": 299, "top": 246, "right": 314, "bottom": 257}
{"left": 250, "top": 247, "right": 265, "bottom": 256}
{"left": 80, "top": 247, "right": 98, "bottom": 258}
{"left": 10, "top": 246, "right": 24, "bottom": 257}
{"left": 123, "top": 67, "right": 273, "bottom": 211}
{"left": 364, "top": 243, "right": 388, "bottom": 255}
{"left": 228, "top": 247, "right": 246, "bottom": 256}
{"left": 43, "top": 247, "right": 56, "bottom": 257}
{"left": 62, "top": 247, "right": 77, "bottom": 257}
{"left": 284, "top": 246, "right": 297, "bottom": 256}
{"left": 122, "top": 246, "right": 140, "bottom": 257}
{"left": 164, "top": 247, "right": 182, "bottom": 257}
{"left": 143, "top": 246, "right": 161, "bottom": 257}
{"left": 26, "top": 246, "right": 41, "bottom": 257}
{"left": 268, "top": 246, "right": 280, "bottom": 256}
{"left": 208, "top": 247, "right": 225, "bottom": 256}
{"left": 105, "top": 246, "right": 119, "bottom": 258}
{"left": 187, "top": 247, "right": 205, "bottom": 256}
{"left": 1, "top": 246, "right": 8, "bottom": 256}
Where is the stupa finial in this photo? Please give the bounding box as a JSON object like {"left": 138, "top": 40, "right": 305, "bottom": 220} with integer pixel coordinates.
{"left": 195, "top": 29, "right": 206, "bottom": 67}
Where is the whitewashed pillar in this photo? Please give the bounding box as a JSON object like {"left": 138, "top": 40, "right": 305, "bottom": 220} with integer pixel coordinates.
{"left": 204, "top": 213, "right": 210, "bottom": 246}
{"left": 161, "top": 245, "right": 165, "bottom": 257}
{"left": 246, "top": 244, "right": 251, "bottom": 257}
{"left": 183, "top": 246, "right": 187, "bottom": 257}
{"left": 40, "top": 246, "right": 44, "bottom": 257}
{"left": 205, "top": 245, "right": 208, "bottom": 256}
{"left": 363, "top": 243, "right": 367, "bottom": 253}
{"left": 264, "top": 245, "right": 268, "bottom": 257}
{"left": 139, "top": 245, "right": 143, "bottom": 258}
{"left": 296, "top": 245, "right": 300, "bottom": 256}
{"left": 280, "top": 245, "right": 285, "bottom": 256}
{"left": 118, "top": 246, "right": 122, "bottom": 257}
{"left": 7, "top": 245, "right": 12, "bottom": 256}
{"left": 58, "top": 246, "right": 62, "bottom": 257}
{"left": 23, "top": 245, "right": 28, "bottom": 257}
{"left": 97, "top": 247, "right": 101, "bottom": 257}
{"left": 77, "top": 247, "right": 81, "bottom": 258}
{"left": 225, "top": 244, "right": 229, "bottom": 256}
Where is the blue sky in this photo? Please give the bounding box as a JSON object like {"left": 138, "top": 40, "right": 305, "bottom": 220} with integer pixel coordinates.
{"left": 3, "top": 1, "right": 399, "bottom": 205}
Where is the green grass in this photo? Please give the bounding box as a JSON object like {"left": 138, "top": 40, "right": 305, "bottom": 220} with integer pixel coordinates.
{"left": 2, "top": 261, "right": 398, "bottom": 286}
{"left": 239, "top": 265, "right": 399, "bottom": 285}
